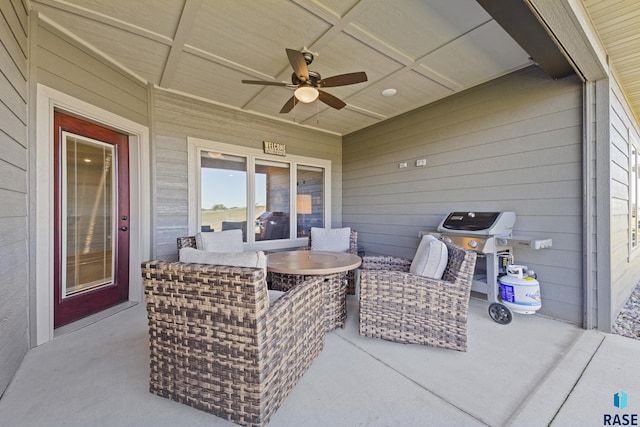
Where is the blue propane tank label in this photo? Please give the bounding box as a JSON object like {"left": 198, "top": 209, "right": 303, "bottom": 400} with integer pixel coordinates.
{"left": 501, "top": 284, "right": 516, "bottom": 303}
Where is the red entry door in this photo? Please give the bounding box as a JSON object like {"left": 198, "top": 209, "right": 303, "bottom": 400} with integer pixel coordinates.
{"left": 53, "top": 111, "right": 130, "bottom": 327}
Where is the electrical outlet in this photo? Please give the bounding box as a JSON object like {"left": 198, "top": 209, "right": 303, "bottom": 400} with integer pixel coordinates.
{"left": 399, "top": 162, "right": 408, "bottom": 168}
{"left": 416, "top": 159, "right": 427, "bottom": 167}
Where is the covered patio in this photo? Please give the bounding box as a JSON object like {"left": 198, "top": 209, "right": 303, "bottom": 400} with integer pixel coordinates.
{"left": 1, "top": 296, "right": 639, "bottom": 427}
{"left": 4, "top": 1, "right": 640, "bottom": 425}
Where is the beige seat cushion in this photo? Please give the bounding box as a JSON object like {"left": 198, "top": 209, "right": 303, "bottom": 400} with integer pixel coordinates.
{"left": 409, "top": 235, "right": 448, "bottom": 279}
{"left": 180, "top": 247, "right": 266, "bottom": 273}
{"left": 310, "top": 227, "right": 351, "bottom": 252}
{"left": 195, "top": 229, "right": 243, "bottom": 253}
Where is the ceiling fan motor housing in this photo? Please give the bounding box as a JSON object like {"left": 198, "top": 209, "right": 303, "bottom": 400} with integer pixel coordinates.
{"left": 291, "top": 70, "right": 321, "bottom": 86}
{"left": 302, "top": 51, "right": 314, "bottom": 65}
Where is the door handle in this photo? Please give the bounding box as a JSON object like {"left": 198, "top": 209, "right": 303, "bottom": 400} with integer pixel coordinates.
{"left": 120, "top": 226, "right": 128, "bottom": 231}
{"left": 121, "top": 215, "right": 128, "bottom": 220}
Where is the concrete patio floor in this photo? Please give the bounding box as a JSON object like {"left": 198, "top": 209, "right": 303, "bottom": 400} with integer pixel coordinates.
{"left": 1, "top": 295, "right": 639, "bottom": 427}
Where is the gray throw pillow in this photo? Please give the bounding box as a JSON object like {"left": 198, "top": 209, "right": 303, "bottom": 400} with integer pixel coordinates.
{"left": 409, "top": 235, "right": 448, "bottom": 279}
{"left": 310, "top": 227, "right": 351, "bottom": 252}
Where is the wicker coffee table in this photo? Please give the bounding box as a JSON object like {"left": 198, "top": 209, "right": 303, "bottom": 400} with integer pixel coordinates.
{"left": 267, "top": 251, "right": 362, "bottom": 331}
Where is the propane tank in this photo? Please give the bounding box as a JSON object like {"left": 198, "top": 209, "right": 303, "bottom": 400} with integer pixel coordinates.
{"left": 498, "top": 265, "right": 541, "bottom": 315}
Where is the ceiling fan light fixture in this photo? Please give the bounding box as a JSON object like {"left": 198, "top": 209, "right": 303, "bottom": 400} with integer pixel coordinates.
{"left": 244, "top": 49, "right": 366, "bottom": 113}
{"left": 294, "top": 86, "right": 319, "bottom": 103}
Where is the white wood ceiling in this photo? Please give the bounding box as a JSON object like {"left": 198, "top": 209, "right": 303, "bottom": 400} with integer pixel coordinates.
{"left": 29, "top": 0, "right": 640, "bottom": 134}
{"left": 583, "top": 0, "right": 640, "bottom": 124}
{"left": 31, "top": 0, "right": 553, "bottom": 135}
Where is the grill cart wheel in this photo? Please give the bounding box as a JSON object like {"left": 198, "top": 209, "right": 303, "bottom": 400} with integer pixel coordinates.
{"left": 489, "top": 303, "right": 512, "bottom": 325}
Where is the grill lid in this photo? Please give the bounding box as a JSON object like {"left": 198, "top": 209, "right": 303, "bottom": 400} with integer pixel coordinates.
{"left": 437, "top": 211, "right": 516, "bottom": 236}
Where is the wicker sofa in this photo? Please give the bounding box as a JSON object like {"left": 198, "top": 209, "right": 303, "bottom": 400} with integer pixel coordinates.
{"left": 142, "top": 260, "right": 325, "bottom": 427}
{"left": 358, "top": 241, "right": 477, "bottom": 352}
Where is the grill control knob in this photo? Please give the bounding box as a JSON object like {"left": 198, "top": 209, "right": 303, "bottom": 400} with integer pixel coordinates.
{"left": 468, "top": 240, "right": 478, "bottom": 249}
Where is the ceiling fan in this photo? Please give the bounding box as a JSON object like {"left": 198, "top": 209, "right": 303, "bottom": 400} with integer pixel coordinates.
{"left": 242, "top": 48, "right": 368, "bottom": 113}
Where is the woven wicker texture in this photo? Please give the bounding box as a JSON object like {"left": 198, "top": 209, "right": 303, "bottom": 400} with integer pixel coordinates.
{"left": 177, "top": 236, "right": 197, "bottom": 249}
{"left": 270, "top": 272, "right": 347, "bottom": 331}
{"left": 142, "top": 261, "right": 325, "bottom": 427}
{"left": 358, "top": 242, "right": 477, "bottom": 352}
{"left": 296, "top": 229, "right": 359, "bottom": 294}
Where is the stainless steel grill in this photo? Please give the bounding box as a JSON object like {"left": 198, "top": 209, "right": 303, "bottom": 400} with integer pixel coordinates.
{"left": 436, "top": 211, "right": 515, "bottom": 253}
{"left": 421, "top": 211, "right": 552, "bottom": 306}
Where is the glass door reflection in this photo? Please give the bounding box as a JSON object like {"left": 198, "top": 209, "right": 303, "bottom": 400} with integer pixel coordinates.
{"left": 62, "top": 132, "right": 116, "bottom": 297}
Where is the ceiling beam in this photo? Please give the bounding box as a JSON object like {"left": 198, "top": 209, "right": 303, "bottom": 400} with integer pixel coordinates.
{"left": 526, "top": 0, "right": 608, "bottom": 81}
{"left": 475, "top": 0, "right": 575, "bottom": 79}
{"left": 32, "top": 0, "right": 171, "bottom": 44}
{"left": 159, "top": 0, "right": 203, "bottom": 88}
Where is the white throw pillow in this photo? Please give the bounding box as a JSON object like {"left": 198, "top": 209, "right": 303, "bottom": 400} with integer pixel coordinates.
{"left": 195, "top": 229, "right": 243, "bottom": 253}
{"left": 409, "top": 235, "right": 448, "bottom": 279}
{"left": 310, "top": 227, "right": 351, "bottom": 252}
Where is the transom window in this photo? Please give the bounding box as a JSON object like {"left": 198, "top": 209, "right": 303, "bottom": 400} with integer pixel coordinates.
{"left": 188, "top": 138, "right": 330, "bottom": 250}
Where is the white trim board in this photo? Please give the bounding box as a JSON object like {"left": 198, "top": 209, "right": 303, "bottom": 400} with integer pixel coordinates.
{"left": 187, "top": 137, "right": 332, "bottom": 252}
{"left": 34, "top": 84, "right": 151, "bottom": 346}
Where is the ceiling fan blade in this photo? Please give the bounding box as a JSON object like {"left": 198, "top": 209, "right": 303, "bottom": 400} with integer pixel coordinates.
{"left": 242, "top": 79, "right": 288, "bottom": 86}
{"left": 286, "top": 48, "right": 309, "bottom": 82}
{"left": 279, "top": 95, "right": 297, "bottom": 114}
{"left": 318, "top": 90, "right": 346, "bottom": 110}
{"left": 318, "top": 71, "right": 368, "bottom": 88}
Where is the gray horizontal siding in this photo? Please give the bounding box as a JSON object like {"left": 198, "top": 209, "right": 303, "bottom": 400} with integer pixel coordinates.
{"left": 36, "top": 19, "right": 148, "bottom": 126}
{"left": 343, "top": 66, "right": 584, "bottom": 324}
{"left": 0, "top": 0, "right": 29, "bottom": 396}
{"left": 152, "top": 89, "right": 342, "bottom": 260}
{"left": 609, "top": 76, "right": 640, "bottom": 328}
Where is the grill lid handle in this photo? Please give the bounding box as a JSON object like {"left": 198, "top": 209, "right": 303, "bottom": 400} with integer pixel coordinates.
{"left": 441, "top": 212, "right": 501, "bottom": 231}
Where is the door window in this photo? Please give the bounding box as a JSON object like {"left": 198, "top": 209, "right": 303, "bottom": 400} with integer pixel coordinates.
{"left": 62, "top": 133, "right": 116, "bottom": 297}
{"left": 632, "top": 145, "right": 639, "bottom": 249}
{"left": 255, "top": 159, "right": 290, "bottom": 241}
{"left": 296, "top": 165, "right": 324, "bottom": 236}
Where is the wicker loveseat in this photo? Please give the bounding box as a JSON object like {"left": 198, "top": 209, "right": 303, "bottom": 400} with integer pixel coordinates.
{"left": 358, "top": 241, "right": 477, "bottom": 352}
{"left": 142, "top": 260, "right": 325, "bottom": 427}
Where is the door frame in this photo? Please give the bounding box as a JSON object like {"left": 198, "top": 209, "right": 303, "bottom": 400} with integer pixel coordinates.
{"left": 34, "top": 84, "right": 151, "bottom": 346}
{"left": 53, "top": 112, "right": 131, "bottom": 327}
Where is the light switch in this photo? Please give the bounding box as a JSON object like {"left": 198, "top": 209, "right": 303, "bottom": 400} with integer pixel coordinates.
{"left": 416, "top": 159, "right": 427, "bottom": 167}
{"left": 399, "top": 162, "right": 408, "bottom": 168}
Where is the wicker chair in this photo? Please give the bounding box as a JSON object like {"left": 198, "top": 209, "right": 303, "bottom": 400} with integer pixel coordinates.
{"left": 293, "top": 229, "right": 359, "bottom": 295}
{"left": 358, "top": 241, "right": 477, "bottom": 352}
{"left": 142, "top": 261, "right": 325, "bottom": 427}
